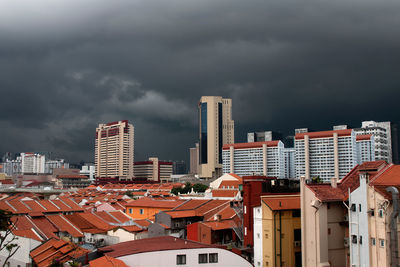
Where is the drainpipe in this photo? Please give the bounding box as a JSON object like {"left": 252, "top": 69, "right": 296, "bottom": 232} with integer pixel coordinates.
{"left": 386, "top": 186, "right": 399, "bottom": 267}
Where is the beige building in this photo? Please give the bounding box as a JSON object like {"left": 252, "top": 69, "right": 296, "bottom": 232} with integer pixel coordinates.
{"left": 300, "top": 160, "right": 398, "bottom": 267}
{"left": 254, "top": 194, "right": 301, "bottom": 267}
{"left": 199, "top": 96, "right": 234, "bottom": 179}
{"left": 95, "top": 120, "right": 134, "bottom": 180}
{"left": 189, "top": 143, "right": 199, "bottom": 175}
{"left": 134, "top": 157, "right": 173, "bottom": 183}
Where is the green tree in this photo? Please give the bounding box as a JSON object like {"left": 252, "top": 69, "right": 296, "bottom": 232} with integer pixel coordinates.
{"left": 0, "top": 210, "right": 20, "bottom": 267}
{"left": 192, "top": 183, "right": 208, "bottom": 193}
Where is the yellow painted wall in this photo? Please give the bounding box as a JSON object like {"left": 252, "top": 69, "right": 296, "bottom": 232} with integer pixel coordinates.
{"left": 262, "top": 200, "right": 301, "bottom": 267}
{"left": 125, "top": 206, "right": 172, "bottom": 220}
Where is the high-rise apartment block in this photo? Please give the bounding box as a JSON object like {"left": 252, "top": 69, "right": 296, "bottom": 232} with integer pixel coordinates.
{"left": 199, "top": 96, "right": 234, "bottom": 178}
{"left": 189, "top": 143, "right": 199, "bottom": 175}
{"left": 134, "top": 157, "right": 173, "bottom": 183}
{"left": 95, "top": 120, "right": 134, "bottom": 180}
{"left": 247, "top": 131, "right": 282, "bottom": 142}
{"left": 21, "top": 153, "right": 45, "bottom": 174}
{"left": 295, "top": 129, "right": 375, "bottom": 182}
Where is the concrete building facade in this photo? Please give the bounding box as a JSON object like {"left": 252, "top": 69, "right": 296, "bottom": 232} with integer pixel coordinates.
{"left": 199, "top": 96, "right": 234, "bottom": 179}
{"left": 95, "top": 120, "right": 134, "bottom": 180}
{"left": 295, "top": 129, "right": 358, "bottom": 182}
{"left": 21, "top": 153, "right": 45, "bottom": 174}
{"left": 190, "top": 143, "right": 200, "bottom": 175}
{"left": 222, "top": 141, "right": 286, "bottom": 178}
{"left": 134, "top": 157, "right": 173, "bottom": 182}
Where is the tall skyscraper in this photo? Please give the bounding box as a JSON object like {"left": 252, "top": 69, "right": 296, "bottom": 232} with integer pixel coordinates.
{"left": 189, "top": 143, "right": 199, "bottom": 175}
{"left": 95, "top": 120, "right": 134, "bottom": 180}
{"left": 198, "top": 96, "right": 234, "bottom": 178}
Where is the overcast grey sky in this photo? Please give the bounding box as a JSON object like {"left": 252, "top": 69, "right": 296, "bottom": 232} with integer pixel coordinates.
{"left": 1, "top": 0, "right": 400, "bottom": 164}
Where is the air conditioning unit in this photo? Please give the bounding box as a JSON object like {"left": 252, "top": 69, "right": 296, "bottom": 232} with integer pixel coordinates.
{"left": 294, "top": 241, "right": 301, "bottom": 247}
{"left": 344, "top": 214, "right": 349, "bottom": 221}
{"left": 344, "top": 237, "right": 349, "bottom": 247}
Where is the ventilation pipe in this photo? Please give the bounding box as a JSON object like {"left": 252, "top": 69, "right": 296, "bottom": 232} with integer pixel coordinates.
{"left": 386, "top": 186, "right": 399, "bottom": 267}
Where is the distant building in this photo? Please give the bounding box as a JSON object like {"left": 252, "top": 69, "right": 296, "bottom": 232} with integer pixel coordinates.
{"left": 356, "top": 134, "right": 375, "bottom": 164}
{"left": 134, "top": 157, "right": 173, "bottom": 183}
{"left": 199, "top": 96, "right": 234, "bottom": 179}
{"left": 222, "top": 141, "right": 286, "bottom": 178}
{"left": 189, "top": 143, "right": 199, "bottom": 175}
{"left": 1, "top": 158, "right": 21, "bottom": 176}
{"left": 295, "top": 129, "right": 362, "bottom": 182}
{"left": 247, "top": 131, "right": 282, "bottom": 142}
{"left": 80, "top": 163, "right": 95, "bottom": 182}
{"left": 283, "top": 147, "right": 296, "bottom": 178}
{"left": 44, "top": 159, "right": 69, "bottom": 174}
{"left": 95, "top": 120, "right": 134, "bottom": 180}
{"left": 173, "top": 161, "right": 186, "bottom": 175}
{"left": 21, "top": 153, "right": 45, "bottom": 174}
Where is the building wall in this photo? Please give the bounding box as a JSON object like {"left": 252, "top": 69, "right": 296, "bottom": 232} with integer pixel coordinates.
{"left": 117, "top": 247, "right": 252, "bottom": 267}
{"left": 95, "top": 120, "right": 134, "bottom": 179}
{"left": 253, "top": 206, "right": 263, "bottom": 267}
{"left": 0, "top": 234, "right": 41, "bottom": 267}
{"left": 21, "top": 153, "right": 45, "bottom": 174}
{"left": 190, "top": 143, "right": 199, "bottom": 174}
{"left": 199, "top": 96, "right": 234, "bottom": 179}
{"left": 125, "top": 205, "right": 173, "bottom": 221}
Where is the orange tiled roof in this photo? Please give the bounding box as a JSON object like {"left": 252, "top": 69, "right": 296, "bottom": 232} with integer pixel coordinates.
{"left": 125, "top": 197, "right": 184, "bottom": 209}
{"left": 45, "top": 214, "right": 84, "bottom": 238}
{"left": 262, "top": 195, "right": 300, "bottom": 210}
{"left": 201, "top": 220, "right": 236, "bottom": 231}
{"left": 30, "top": 238, "right": 90, "bottom": 267}
{"left": 223, "top": 141, "right": 279, "bottom": 150}
{"left": 12, "top": 229, "right": 43, "bottom": 242}
{"left": 89, "top": 255, "right": 129, "bottom": 267}
{"left": 295, "top": 129, "right": 352, "bottom": 140}
{"left": 356, "top": 134, "right": 373, "bottom": 141}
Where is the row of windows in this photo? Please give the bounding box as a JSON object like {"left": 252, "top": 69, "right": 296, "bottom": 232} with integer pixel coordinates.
{"left": 177, "top": 253, "right": 218, "bottom": 265}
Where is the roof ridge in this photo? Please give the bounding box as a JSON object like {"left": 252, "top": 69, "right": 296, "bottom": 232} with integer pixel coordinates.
{"left": 369, "top": 163, "right": 393, "bottom": 184}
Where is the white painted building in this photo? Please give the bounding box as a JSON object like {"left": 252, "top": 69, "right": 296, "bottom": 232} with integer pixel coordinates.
{"left": 283, "top": 148, "right": 296, "bottom": 178}
{"left": 97, "top": 236, "right": 252, "bottom": 267}
{"left": 222, "top": 141, "right": 286, "bottom": 178}
{"left": 295, "top": 129, "right": 358, "bottom": 182}
{"left": 356, "top": 134, "right": 375, "bottom": 164}
{"left": 253, "top": 206, "right": 263, "bottom": 267}
{"left": 0, "top": 233, "right": 41, "bottom": 267}
{"left": 355, "top": 120, "right": 393, "bottom": 163}
{"left": 21, "top": 153, "right": 45, "bottom": 174}
{"left": 45, "top": 159, "right": 69, "bottom": 174}
{"left": 81, "top": 164, "right": 95, "bottom": 182}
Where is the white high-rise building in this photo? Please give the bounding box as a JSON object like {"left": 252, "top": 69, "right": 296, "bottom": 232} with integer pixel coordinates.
{"left": 199, "top": 96, "right": 234, "bottom": 179}
{"left": 95, "top": 120, "right": 134, "bottom": 180}
{"left": 21, "top": 153, "right": 45, "bottom": 174}
{"left": 295, "top": 129, "right": 358, "bottom": 182}
{"left": 356, "top": 134, "right": 375, "bottom": 164}
{"left": 283, "top": 148, "right": 296, "bottom": 178}
{"left": 355, "top": 121, "right": 392, "bottom": 163}
{"left": 222, "top": 141, "right": 286, "bottom": 178}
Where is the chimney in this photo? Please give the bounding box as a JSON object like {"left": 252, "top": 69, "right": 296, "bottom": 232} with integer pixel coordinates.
{"left": 331, "top": 177, "right": 338, "bottom": 188}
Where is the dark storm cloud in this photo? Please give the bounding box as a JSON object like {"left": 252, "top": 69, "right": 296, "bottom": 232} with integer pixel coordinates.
{"left": 1, "top": 0, "right": 400, "bottom": 162}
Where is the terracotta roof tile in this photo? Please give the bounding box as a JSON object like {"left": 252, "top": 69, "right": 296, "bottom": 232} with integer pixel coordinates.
{"left": 125, "top": 197, "right": 184, "bottom": 209}
{"left": 98, "top": 236, "right": 215, "bottom": 258}
{"left": 262, "top": 195, "right": 300, "bottom": 210}
{"left": 45, "top": 214, "right": 84, "bottom": 238}
{"left": 89, "top": 255, "right": 129, "bottom": 267}
{"left": 212, "top": 190, "right": 240, "bottom": 198}
{"left": 12, "top": 229, "right": 43, "bottom": 242}
{"left": 223, "top": 141, "right": 279, "bottom": 150}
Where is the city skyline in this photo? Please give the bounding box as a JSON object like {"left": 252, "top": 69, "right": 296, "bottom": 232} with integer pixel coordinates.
{"left": 1, "top": 0, "right": 400, "bottom": 164}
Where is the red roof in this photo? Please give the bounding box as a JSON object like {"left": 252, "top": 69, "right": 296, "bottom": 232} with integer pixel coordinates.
{"left": 356, "top": 134, "right": 373, "bottom": 141}
{"left": 219, "top": 180, "right": 241, "bottom": 189}
{"left": 125, "top": 197, "right": 183, "bottom": 209}
{"left": 12, "top": 229, "right": 43, "bottom": 241}
{"left": 262, "top": 195, "right": 300, "bottom": 210}
{"left": 223, "top": 141, "right": 279, "bottom": 150}
{"left": 45, "top": 214, "right": 84, "bottom": 238}
{"left": 121, "top": 225, "right": 143, "bottom": 232}
{"left": 89, "top": 255, "right": 129, "bottom": 267}
{"left": 369, "top": 164, "right": 400, "bottom": 186}
{"left": 306, "top": 161, "right": 388, "bottom": 201}
{"left": 0, "top": 179, "right": 15, "bottom": 185}
{"left": 201, "top": 220, "right": 236, "bottom": 231}
{"left": 212, "top": 190, "right": 240, "bottom": 198}
{"left": 295, "top": 129, "right": 353, "bottom": 140}
{"left": 98, "top": 236, "right": 216, "bottom": 258}
{"left": 30, "top": 238, "right": 90, "bottom": 267}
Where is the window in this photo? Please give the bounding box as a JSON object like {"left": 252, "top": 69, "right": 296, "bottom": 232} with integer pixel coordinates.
{"left": 380, "top": 239, "right": 385, "bottom": 247}
{"left": 209, "top": 253, "right": 218, "bottom": 263}
{"left": 140, "top": 209, "right": 144, "bottom": 215}
{"left": 359, "top": 204, "right": 362, "bottom": 212}
{"left": 359, "top": 236, "right": 362, "bottom": 244}
{"left": 351, "top": 204, "right": 356, "bottom": 212}
{"left": 379, "top": 209, "right": 384, "bottom": 218}
{"left": 371, "top": 238, "right": 376, "bottom": 246}
{"left": 129, "top": 208, "right": 132, "bottom": 214}
{"left": 199, "top": 253, "right": 208, "bottom": 264}
{"left": 352, "top": 235, "right": 358, "bottom": 244}
{"left": 294, "top": 229, "right": 301, "bottom": 241}
{"left": 177, "top": 254, "right": 186, "bottom": 265}
{"left": 292, "top": 210, "right": 300, "bottom": 217}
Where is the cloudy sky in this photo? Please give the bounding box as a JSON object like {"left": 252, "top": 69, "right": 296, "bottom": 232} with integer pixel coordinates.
{"left": 1, "top": 0, "right": 400, "bottom": 164}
